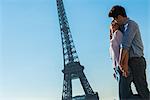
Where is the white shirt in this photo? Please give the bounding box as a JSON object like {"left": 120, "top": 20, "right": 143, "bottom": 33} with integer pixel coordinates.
{"left": 110, "top": 30, "right": 123, "bottom": 68}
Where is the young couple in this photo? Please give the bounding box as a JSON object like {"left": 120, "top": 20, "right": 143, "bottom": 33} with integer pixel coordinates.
{"left": 109, "top": 5, "right": 150, "bottom": 100}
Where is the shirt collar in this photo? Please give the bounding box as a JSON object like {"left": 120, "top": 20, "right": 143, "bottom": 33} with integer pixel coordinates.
{"left": 119, "top": 18, "right": 129, "bottom": 32}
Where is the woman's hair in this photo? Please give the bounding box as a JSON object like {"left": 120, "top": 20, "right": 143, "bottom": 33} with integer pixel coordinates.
{"left": 111, "top": 20, "right": 118, "bottom": 26}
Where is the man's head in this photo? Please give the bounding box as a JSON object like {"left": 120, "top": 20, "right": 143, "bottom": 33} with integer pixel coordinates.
{"left": 108, "top": 5, "right": 127, "bottom": 25}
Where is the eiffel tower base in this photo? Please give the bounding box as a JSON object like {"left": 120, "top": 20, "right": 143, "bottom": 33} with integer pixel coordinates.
{"left": 72, "top": 92, "right": 99, "bottom": 100}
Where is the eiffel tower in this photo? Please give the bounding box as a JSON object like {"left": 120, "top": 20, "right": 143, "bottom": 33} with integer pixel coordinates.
{"left": 56, "top": 0, "right": 99, "bottom": 100}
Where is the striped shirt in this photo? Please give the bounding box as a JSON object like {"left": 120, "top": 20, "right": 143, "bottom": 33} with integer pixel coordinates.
{"left": 120, "top": 18, "right": 144, "bottom": 58}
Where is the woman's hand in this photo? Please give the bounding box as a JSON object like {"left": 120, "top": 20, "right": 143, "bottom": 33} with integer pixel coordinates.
{"left": 120, "top": 64, "right": 128, "bottom": 78}
{"left": 119, "top": 48, "right": 129, "bottom": 77}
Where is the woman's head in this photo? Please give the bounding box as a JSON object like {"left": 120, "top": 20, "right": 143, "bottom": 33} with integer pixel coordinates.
{"left": 111, "top": 20, "right": 119, "bottom": 32}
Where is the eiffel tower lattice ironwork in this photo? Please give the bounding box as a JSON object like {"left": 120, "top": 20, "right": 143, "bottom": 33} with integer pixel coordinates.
{"left": 56, "top": 0, "right": 99, "bottom": 100}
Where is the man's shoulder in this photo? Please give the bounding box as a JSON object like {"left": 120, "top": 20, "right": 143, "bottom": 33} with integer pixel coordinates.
{"left": 128, "top": 19, "right": 138, "bottom": 27}
{"left": 123, "top": 19, "right": 139, "bottom": 31}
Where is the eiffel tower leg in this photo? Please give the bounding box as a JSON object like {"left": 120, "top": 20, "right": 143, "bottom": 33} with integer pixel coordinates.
{"left": 62, "top": 73, "right": 72, "bottom": 100}
{"left": 79, "top": 71, "right": 94, "bottom": 95}
{"left": 78, "top": 71, "right": 99, "bottom": 100}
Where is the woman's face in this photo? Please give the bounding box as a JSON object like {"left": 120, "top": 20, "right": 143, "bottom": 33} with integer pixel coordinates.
{"left": 111, "top": 23, "right": 119, "bottom": 32}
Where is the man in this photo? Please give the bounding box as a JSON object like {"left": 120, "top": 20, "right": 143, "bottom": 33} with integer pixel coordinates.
{"left": 108, "top": 5, "right": 150, "bottom": 100}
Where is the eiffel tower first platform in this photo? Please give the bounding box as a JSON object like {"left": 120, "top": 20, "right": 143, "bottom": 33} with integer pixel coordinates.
{"left": 56, "top": 0, "right": 100, "bottom": 100}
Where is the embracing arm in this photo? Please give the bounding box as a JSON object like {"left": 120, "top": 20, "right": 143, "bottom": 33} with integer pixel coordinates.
{"left": 119, "top": 20, "right": 138, "bottom": 77}
{"left": 119, "top": 48, "right": 129, "bottom": 77}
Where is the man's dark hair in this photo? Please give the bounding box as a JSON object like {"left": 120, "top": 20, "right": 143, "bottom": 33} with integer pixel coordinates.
{"left": 108, "top": 5, "right": 127, "bottom": 18}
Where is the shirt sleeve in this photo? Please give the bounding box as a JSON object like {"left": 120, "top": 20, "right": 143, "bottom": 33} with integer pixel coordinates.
{"left": 121, "top": 21, "right": 138, "bottom": 50}
{"left": 114, "top": 30, "right": 123, "bottom": 44}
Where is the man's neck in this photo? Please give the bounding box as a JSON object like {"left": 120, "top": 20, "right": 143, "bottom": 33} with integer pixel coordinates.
{"left": 122, "top": 17, "right": 129, "bottom": 25}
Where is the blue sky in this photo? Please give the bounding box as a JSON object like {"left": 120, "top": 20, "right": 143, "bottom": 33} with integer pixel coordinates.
{"left": 0, "top": 0, "right": 150, "bottom": 100}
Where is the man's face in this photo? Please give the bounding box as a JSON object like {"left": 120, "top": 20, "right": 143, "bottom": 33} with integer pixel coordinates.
{"left": 113, "top": 15, "right": 123, "bottom": 25}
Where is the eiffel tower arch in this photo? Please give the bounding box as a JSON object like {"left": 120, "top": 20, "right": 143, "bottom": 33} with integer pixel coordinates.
{"left": 56, "top": 0, "right": 100, "bottom": 100}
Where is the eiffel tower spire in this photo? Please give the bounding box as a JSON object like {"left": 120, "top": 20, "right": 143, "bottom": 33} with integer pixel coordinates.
{"left": 56, "top": 0, "right": 79, "bottom": 66}
{"left": 56, "top": 0, "right": 99, "bottom": 100}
